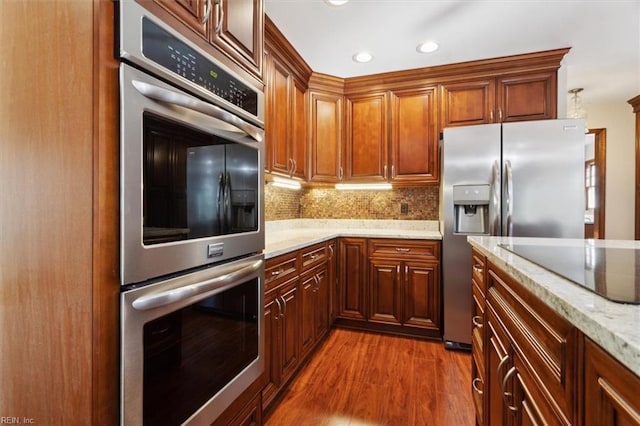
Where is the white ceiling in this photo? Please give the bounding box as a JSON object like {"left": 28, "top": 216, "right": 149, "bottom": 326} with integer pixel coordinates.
{"left": 265, "top": 0, "right": 640, "bottom": 106}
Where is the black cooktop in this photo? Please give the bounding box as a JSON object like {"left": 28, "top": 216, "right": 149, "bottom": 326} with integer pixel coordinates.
{"left": 499, "top": 242, "right": 640, "bottom": 304}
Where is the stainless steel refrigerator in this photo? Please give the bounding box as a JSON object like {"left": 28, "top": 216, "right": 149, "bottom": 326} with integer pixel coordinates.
{"left": 441, "top": 119, "right": 585, "bottom": 349}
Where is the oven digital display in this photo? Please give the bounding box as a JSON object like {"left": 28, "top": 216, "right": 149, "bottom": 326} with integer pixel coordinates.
{"left": 141, "top": 17, "right": 258, "bottom": 116}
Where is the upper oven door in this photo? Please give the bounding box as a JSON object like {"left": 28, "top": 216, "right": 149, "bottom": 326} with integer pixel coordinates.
{"left": 120, "top": 63, "right": 265, "bottom": 286}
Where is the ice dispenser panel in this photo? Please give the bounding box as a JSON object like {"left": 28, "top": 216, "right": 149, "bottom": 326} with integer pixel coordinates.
{"left": 453, "top": 184, "right": 490, "bottom": 234}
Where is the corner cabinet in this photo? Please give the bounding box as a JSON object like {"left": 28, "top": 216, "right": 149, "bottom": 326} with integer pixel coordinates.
{"left": 308, "top": 78, "right": 344, "bottom": 183}
{"left": 440, "top": 71, "right": 557, "bottom": 128}
{"left": 144, "top": 0, "right": 264, "bottom": 79}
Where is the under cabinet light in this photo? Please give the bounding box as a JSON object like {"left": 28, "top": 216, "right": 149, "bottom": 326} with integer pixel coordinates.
{"left": 335, "top": 183, "right": 392, "bottom": 191}
{"left": 270, "top": 176, "right": 302, "bottom": 190}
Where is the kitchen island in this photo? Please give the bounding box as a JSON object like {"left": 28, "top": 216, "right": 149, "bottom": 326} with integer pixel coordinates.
{"left": 468, "top": 236, "right": 640, "bottom": 425}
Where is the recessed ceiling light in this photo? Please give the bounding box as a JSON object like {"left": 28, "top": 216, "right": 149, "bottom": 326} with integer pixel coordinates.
{"left": 352, "top": 51, "right": 373, "bottom": 63}
{"left": 325, "top": 0, "right": 349, "bottom": 5}
{"left": 417, "top": 41, "right": 439, "bottom": 53}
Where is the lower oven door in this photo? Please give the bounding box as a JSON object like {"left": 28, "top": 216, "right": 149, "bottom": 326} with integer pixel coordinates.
{"left": 121, "top": 254, "right": 264, "bottom": 426}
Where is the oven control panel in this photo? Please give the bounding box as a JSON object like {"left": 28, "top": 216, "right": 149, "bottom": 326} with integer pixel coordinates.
{"left": 142, "top": 18, "right": 258, "bottom": 116}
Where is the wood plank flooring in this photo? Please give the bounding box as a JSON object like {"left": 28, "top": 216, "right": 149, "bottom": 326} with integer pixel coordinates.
{"left": 265, "top": 328, "right": 475, "bottom": 426}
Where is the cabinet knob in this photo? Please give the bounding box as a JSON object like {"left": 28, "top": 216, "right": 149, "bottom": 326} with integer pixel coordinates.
{"left": 472, "top": 264, "right": 483, "bottom": 274}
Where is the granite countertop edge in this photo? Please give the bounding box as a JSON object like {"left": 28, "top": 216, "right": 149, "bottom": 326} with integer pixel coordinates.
{"left": 468, "top": 235, "right": 640, "bottom": 377}
{"left": 265, "top": 219, "right": 442, "bottom": 259}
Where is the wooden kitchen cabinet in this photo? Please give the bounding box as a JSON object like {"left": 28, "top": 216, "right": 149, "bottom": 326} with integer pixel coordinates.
{"left": 440, "top": 71, "right": 557, "bottom": 129}
{"left": 368, "top": 239, "right": 441, "bottom": 338}
{"left": 263, "top": 252, "right": 301, "bottom": 412}
{"left": 344, "top": 92, "right": 389, "bottom": 182}
{"left": 144, "top": 0, "right": 264, "bottom": 79}
{"left": 299, "top": 242, "right": 330, "bottom": 358}
{"left": 471, "top": 248, "right": 487, "bottom": 425}
{"left": 583, "top": 337, "right": 640, "bottom": 425}
{"left": 342, "top": 87, "right": 439, "bottom": 186}
{"left": 389, "top": 86, "right": 439, "bottom": 185}
{"left": 308, "top": 87, "right": 344, "bottom": 183}
{"left": 476, "top": 259, "right": 579, "bottom": 425}
{"left": 264, "top": 49, "right": 307, "bottom": 179}
{"left": 337, "top": 238, "right": 369, "bottom": 321}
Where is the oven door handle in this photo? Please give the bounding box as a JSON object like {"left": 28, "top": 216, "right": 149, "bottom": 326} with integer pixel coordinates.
{"left": 131, "top": 79, "right": 264, "bottom": 143}
{"left": 131, "top": 258, "right": 263, "bottom": 311}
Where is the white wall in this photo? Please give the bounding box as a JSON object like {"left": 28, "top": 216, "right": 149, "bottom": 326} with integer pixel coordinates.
{"left": 585, "top": 102, "right": 636, "bottom": 239}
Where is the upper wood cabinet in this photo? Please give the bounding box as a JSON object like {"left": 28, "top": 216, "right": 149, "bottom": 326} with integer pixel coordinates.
{"left": 211, "top": 0, "right": 264, "bottom": 80}
{"left": 345, "top": 92, "right": 389, "bottom": 182}
{"left": 263, "top": 18, "right": 311, "bottom": 180}
{"left": 441, "top": 71, "right": 557, "bottom": 129}
{"left": 389, "top": 87, "right": 439, "bottom": 185}
{"left": 264, "top": 51, "right": 307, "bottom": 179}
{"left": 308, "top": 87, "right": 344, "bottom": 183}
{"left": 342, "top": 87, "right": 439, "bottom": 186}
{"left": 143, "top": 0, "right": 264, "bottom": 80}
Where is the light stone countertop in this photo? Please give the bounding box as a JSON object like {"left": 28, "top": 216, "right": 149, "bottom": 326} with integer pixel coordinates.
{"left": 265, "top": 219, "right": 441, "bottom": 259}
{"left": 468, "top": 235, "right": 640, "bottom": 377}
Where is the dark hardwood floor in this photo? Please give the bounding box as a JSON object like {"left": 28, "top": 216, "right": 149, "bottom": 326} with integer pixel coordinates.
{"left": 265, "top": 328, "right": 475, "bottom": 426}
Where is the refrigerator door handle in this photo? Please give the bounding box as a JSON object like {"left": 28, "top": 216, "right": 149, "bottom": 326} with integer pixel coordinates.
{"left": 504, "top": 160, "right": 514, "bottom": 236}
{"left": 491, "top": 160, "right": 501, "bottom": 235}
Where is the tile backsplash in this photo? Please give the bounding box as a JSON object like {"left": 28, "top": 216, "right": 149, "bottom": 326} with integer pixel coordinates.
{"left": 265, "top": 184, "right": 439, "bottom": 221}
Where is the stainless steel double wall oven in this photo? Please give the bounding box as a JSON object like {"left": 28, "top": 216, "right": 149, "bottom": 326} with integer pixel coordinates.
{"left": 118, "top": 2, "right": 265, "bottom": 425}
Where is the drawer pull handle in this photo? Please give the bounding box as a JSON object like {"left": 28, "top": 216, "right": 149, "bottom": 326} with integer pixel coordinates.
{"left": 472, "top": 315, "right": 483, "bottom": 328}
{"left": 271, "top": 269, "right": 283, "bottom": 277}
{"left": 472, "top": 264, "right": 484, "bottom": 274}
{"left": 472, "top": 377, "right": 483, "bottom": 395}
{"left": 395, "top": 248, "right": 411, "bottom": 253}
{"left": 502, "top": 366, "right": 518, "bottom": 413}
{"left": 310, "top": 254, "right": 317, "bottom": 260}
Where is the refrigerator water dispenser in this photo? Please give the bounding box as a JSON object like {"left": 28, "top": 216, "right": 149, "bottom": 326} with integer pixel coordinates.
{"left": 453, "top": 184, "right": 490, "bottom": 234}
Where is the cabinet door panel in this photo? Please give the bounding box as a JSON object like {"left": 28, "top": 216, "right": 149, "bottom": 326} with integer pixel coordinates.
{"left": 261, "top": 289, "right": 280, "bottom": 410}
{"left": 584, "top": 337, "right": 640, "bottom": 426}
{"left": 403, "top": 261, "right": 440, "bottom": 330}
{"left": 440, "top": 79, "right": 495, "bottom": 128}
{"left": 211, "top": 0, "right": 263, "bottom": 78}
{"left": 280, "top": 280, "right": 299, "bottom": 384}
{"left": 149, "top": 0, "right": 208, "bottom": 38}
{"left": 268, "top": 56, "right": 291, "bottom": 174}
{"left": 337, "top": 238, "right": 367, "bottom": 320}
{"left": 369, "top": 259, "right": 402, "bottom": 325}
{"left": 497, "top": 72, "right": 556, "bottom": 122}
{"left": 486, "top": 307, "right": 511, "bottom": 426}
{"left": 315, "top": 267, "right": 329, "bottom": 340}
{"left": 309, "top": 92, "right": 342, "bottom": 182}
{"left": 345, "top": 93, "right": 387, "bottom": 182}
{"left": 299, "top": 272, "right": 316, "bottom": 357}
{"left": 390, "top": 87, "right": 438, "bottom": 184}
{"left": 291, "top": 79, "right": 307, "bottom": 179}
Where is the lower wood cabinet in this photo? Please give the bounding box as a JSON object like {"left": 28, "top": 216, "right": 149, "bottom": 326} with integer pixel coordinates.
{"left": 472, "top": 248, "right": 640, "bottom": 426}
{"left": 263, "top": 276, "right": 300, "bottom": 411}
{"left": 583, "top": 337, "right": 640, "bottom": 425}
{"left": 337, "top": 238, "right": 369, "bottom": 321}
{"left": 336, "top": 238, "right": 442, "bottom": 339}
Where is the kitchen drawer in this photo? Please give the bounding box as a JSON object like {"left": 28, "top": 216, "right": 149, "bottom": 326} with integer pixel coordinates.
{"left": 487, "top": 261, "right": 578, "bottom": 423}
{"left": 471, "top": 248, "right": 486, "bottom": 294}
{"left": 368, "top": 239, "right": 440, "bottom": 260}
{"left": 265, "top": 251, "right": 299, "bottom": 291}
{"left": 300, "top": 242, "right": 328, "bottom": 272}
